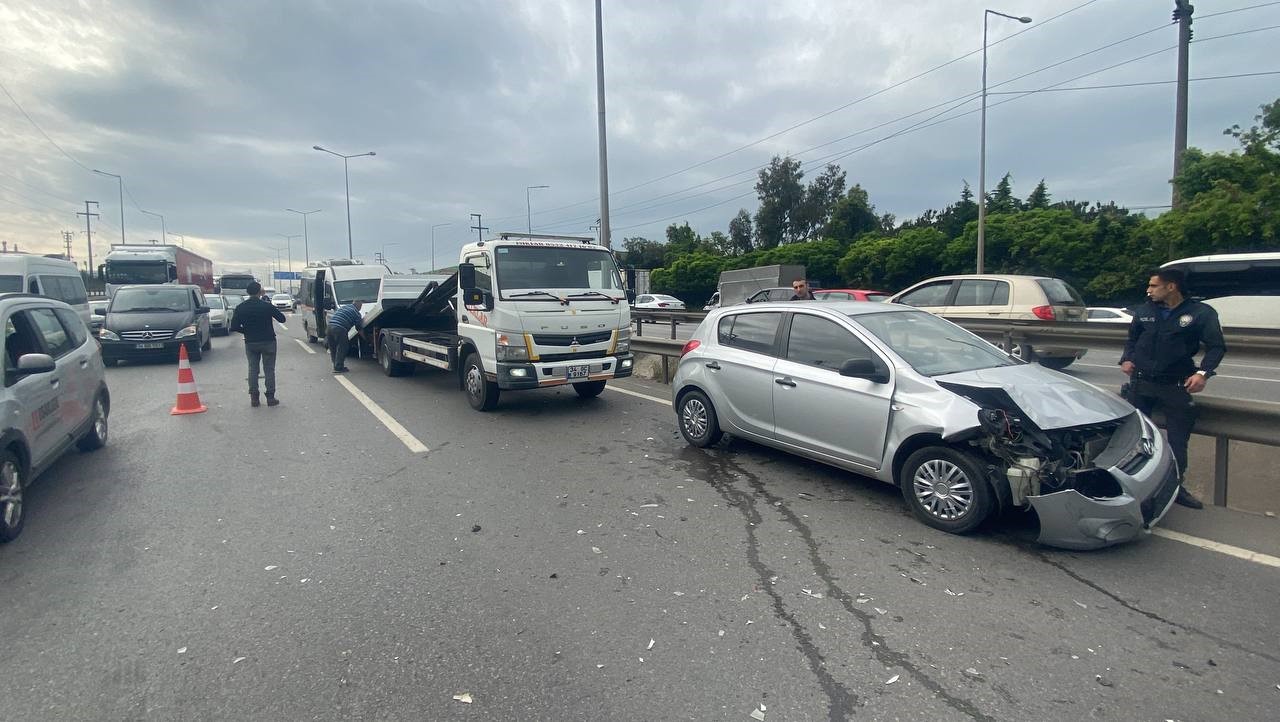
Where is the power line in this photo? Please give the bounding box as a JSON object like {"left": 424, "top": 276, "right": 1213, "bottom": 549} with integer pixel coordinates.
{"left": 0, "top": 79, "right": 95, "bottom": 173}
{"left": 1199, "top": 1, "right": 1280, "bottom": 21}
{"left": 990, "top": 70, "right": 1280, "bottom": 95}
{"left": 0, "top": 184, "right": 79, "bottom": 216}
{"left": 0, "top": 169, "right": 80, "bottom": 205}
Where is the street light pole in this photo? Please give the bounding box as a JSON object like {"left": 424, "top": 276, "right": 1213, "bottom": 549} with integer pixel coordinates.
{"left": 594, "top": 0, "right": 612, "bottom": 249}
{"left": 430, "top": 222, "right": 452, "bottom": 271}
{"left": 285, "top": 208, "right": 321, "bottom": 266}
{"left": 92, "top": 170, "right": 125, "bottom": 250}
{"left": 276, "top": 234, "right": 301, "bottom": 293}
{"left": 313, "top": 145, "right": 376, "bottom": 260}
{"left": 526, "top": 185, "right": 549, "bottom": 237}
{"left": 977, "top": 9, "right": 1032, "bottom": 275}
{"left": 140, "top": 209, "right": 167, "bottom": 245}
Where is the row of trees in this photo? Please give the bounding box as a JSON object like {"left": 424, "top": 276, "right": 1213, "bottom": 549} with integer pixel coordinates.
{"left": 630, "top": 98, "right": 1279, "bottom": 308}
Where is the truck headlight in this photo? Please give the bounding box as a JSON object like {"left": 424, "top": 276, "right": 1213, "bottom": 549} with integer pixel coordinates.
{"left": 99, "top": 329, "right": 120, "bottom": 341}
{"left": 175, "top": 325, "right": 198, "bottom": 339}
{"left": 496, "top": 333, "right": 529, "bottom": 361}
{"left": 616, "top": 328, "right": 631, "bottom": 353}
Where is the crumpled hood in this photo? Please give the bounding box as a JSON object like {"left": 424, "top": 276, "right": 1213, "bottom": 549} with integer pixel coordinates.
{"left": 933, "top": 363, "right": 1131, "bottom": 429}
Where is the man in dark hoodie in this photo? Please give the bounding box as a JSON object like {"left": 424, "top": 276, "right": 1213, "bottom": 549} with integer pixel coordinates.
{"left": 228, "top": 281, "right": 288, "bottom": 407}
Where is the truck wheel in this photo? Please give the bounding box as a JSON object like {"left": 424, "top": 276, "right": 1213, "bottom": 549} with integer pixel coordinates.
{"left": 0, "top": 450, "right": 26, "bottom": 544}
{"left": 899, "top": 446, "right": 994, "bottom": 535}
{"left": 378, "top": 339, "right": 413, "bottom": 377}
{"left": 463, "top": 352, "right": 499, "bottom": 411}
{"left": 573, "top": 380, "right": 607, "bottom": 398}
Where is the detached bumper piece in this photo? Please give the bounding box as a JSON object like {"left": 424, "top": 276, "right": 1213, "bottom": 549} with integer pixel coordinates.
{"left": 1029, "top": 452, "right": 1179, "bottom": 550}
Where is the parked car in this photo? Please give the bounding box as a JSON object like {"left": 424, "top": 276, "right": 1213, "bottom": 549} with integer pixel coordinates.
{"left": 814, "top": 289, "right": 892, "bottom": 302}
{"left": 205, "top": 294, "right": 231, "bottom": 335}
{"left": 672, "top": 302, "right": 1179, "bottom": 550}
{"left": 633, "top": 294, "right": 686, "bottom": 311}
{"left": 271, "top": 293, "right": 295, "bottom": 312}
{"left": 745, "top": 287, "right": 799, "bottom": 303}
{"left": 96, "top": 284, "right": 212, "bottom": 365}
{"left": 889, "top": 274, "right": 1088, "bottom": 370}
{"left": 0, "top": 293, "right": 110, "bottom": 542}
{"left": 1087, "top": 307, "right": 1134, "bottom": 324}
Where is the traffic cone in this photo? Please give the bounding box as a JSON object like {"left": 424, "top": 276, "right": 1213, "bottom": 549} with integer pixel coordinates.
{"left": 170, "top": 344, "right": 208, "bottom": 415}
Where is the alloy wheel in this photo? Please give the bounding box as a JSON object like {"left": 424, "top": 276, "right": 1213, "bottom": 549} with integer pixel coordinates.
{"left": 912, "top": 459, "right": 973, "bottom": 520}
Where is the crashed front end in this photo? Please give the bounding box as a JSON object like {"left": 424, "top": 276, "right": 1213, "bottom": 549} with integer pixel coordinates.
{"left": 941, "top": 382, "right": 1181, "bottom": 550}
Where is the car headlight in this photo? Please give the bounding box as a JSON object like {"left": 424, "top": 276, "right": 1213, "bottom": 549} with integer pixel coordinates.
{"left": 99, "top": 329, "right": 120, "bottom": 341}
{"left": 495, "top": 333, "right": 530, "bottom": 361}
{"left": 616, "top": 327, "right": 631, "bottom": 353}
{"left": 175, "top": 325, "right": 198, "bottom": 339}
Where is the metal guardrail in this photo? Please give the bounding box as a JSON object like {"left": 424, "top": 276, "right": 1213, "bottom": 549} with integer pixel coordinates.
{"left": 628, "top": 335, "right": 1279, "bottom": 508}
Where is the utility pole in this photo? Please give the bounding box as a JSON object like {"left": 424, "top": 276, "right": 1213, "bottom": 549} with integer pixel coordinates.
{"left": 77, "top": 201, "right": 99, "bottom": 271}
{"left": 470, "top": 213, "right": 488, "bottom": 243}
{"left": 594, "top": 0, "right": 612, "bottom": 249}
{"left": 1172, "top": 0, "right": 1194, "bottom": 210}
{"left": 62, "top": 230, "right": 74, "bottom": 260}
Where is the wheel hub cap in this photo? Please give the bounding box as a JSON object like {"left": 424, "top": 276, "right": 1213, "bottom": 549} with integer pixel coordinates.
{"left": 682, "top": 399, "right": 708, "bottom": 437}
{"left": 913, "top": 460, "right": 973, "bottom": 520}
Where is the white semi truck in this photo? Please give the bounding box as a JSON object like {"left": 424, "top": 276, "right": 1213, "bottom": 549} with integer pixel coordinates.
{"left": 338, "top": 233, "right": 635, "bottom": 411}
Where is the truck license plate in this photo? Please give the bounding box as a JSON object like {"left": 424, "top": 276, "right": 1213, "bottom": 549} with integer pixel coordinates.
{"left": 568, "top": 365, "right": 590, "bottom": 379}
{"left": 136, "top": 342, "right": 164, "bottom": 350}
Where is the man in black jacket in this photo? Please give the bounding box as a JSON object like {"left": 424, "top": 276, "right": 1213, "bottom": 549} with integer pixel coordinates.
{"left": 1120, "top": 268, "right": 1227, "bottom": 509}
{"left": 228, "top": 281, "right": 288, "bottom": 407}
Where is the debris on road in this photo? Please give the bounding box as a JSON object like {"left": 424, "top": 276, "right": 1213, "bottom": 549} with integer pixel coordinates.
{"left": 577, "top": 529, "right": 586, "bottom": 535}
{"left": 885, "top": 674, "right": 900, "bottom": 685}
{"left": 550, "top": 573, "right": 558, "bottom": 579}
{"left": 591, "top": 547, "right": 602, "bottom": 554}
{"left": 452, "top": 692, "right": 473, "bottom": 704}
{"left": 640, "top": 504, "right": 660, "bottom": 508}
{"left": 874, "top": 608, "right": 888, "bottom": 616}
{"left": 963, "top": 667, "right": 983, "bottom": 679}
{"left": 750, "top": 705, "right": 766, "bottom": 721}
{"left": 1074, "top": 601, "right": 1089, "bottom": 609}
{"left": 800, "top": 589, "right": 824, "bottom": 599}
{"left": 1095, "top": 675, "right": 1114, "bottom": 687}
{"left": 647, "top": 639, "right": 655, "bottom": 650}
{"left": 264, "top": 565, "right": 278, "bottom": 571}
{"left": 855, "top": 596, "right": 870, "bottom": 604}
{"left": 471, "top": 524, "right": 481, "bottom": 532}
{"left": 233, "top": 656, "right": 246, "bottom": 664}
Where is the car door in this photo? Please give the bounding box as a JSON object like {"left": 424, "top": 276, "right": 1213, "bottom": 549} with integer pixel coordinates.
{"left": 27, "top": 307, "right": 84, "bottom": 439}
{"left": 52, "top": 307, "right": 97, "bottom": 425}
{"left": 943, "top": 279, "right": 1011, "bottom": 319}
{"left": 3, "top": 309, "right": 65, "bottom": 469}
{"left": 771, "top": 312, "right": 893, "bottom": 469}
{"left": 703, "top": 311, "right": 783, "bottom": 439}
{"left": 893, "top": 280, "right": 954, "bottom": 314}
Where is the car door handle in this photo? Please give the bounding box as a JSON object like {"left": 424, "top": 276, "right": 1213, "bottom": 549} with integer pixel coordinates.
{"left": 774, "top": 377, "right": 796, "bottom": 388}
{"left": 705, "top": 361, "right": 721, "bottom": 370}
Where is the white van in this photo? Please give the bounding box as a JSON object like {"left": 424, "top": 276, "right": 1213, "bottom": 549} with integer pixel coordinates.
{"left": 297, "top": 260, "right": 386, "bottom": 344}
{"left": 0, "top": 254, "right": 92, "bottom": 326}
{"left": 1162, "top": 252, "right": 1280, "bottom": 329}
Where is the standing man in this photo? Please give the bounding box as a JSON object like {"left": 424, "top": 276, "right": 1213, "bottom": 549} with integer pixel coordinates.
{"left": 1120, "top": 268, "right": 1226, "bottom": 509}
{"left": 228, "top": 280, "right": 287, "bottom": 407}
{"left": 790, "top": 279, "right": 816, "bottom": 300}
{"left": 326, "top": 300, "right": 363, "bottom": 373}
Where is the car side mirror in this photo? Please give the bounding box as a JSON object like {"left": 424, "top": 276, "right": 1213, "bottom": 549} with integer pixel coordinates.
{"left": 458, "top": 262, "right": 476, "bottom": 291}
{"left": 93, "top": 307, "right": 106, "bottom": 316}
{"left": 626, "top": 289, "right": 636, "bottom": 304}
{"left": 16, "top": 353, "right": 56, "bottom": 375}
{"left": 839, "top": 358, "right": 890, "bottom": 383}
{"left": 463, "top": 288, "right": 493, "bottom": 312}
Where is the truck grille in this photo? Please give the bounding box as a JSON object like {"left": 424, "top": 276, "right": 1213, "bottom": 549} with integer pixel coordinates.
{"left": 120, "top": 330, "right": 175, "bottom": 341}
{"left": 538, "top": 349, "right": 609, "bottom": 363}
{"left": 532, "top": 331, "right": 612, "bottom": 347}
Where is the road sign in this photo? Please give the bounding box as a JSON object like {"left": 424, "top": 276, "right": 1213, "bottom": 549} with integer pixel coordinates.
{"left": 273, "top": 271, "right": 300, "bottom": 280}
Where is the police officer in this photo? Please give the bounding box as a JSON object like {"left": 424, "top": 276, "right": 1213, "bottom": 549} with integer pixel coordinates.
{"left": 1120, "top": 268, "right": 1226, "bottom": 509}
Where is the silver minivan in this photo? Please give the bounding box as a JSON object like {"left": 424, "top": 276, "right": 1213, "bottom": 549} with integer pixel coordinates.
{"left": 672, "top": 302, "right": 1179, "bottom": 550}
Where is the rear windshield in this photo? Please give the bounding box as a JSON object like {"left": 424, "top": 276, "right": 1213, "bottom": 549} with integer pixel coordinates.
{"left": 1036, "top": 279, "right": 1084, "bottom": 306}
{"left": 866, "top": 294, "right": 891, "bottom": 303}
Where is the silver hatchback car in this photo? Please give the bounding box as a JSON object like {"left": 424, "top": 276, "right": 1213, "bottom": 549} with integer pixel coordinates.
{"left": 672, "top": 302, "right": 1180, "bottom": 550}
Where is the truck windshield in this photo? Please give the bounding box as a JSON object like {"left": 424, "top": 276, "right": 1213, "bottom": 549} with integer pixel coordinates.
{"left": 494, "top": 246, "right": 623, "bottom": 297}
{"left": 220, "top": 276, "right": 255, "bottom": 291}
{"left": 334, "top": 279, "right": 382, "bottom": 304}
{"left": 106, "top": 261, "right": 169, "bottom": 285}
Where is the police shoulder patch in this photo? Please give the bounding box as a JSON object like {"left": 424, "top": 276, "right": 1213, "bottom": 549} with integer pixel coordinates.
{"left": 1178, "top": 314, "right": 1193, "bottom": 327}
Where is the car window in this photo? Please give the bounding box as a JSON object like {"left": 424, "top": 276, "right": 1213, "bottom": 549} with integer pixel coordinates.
{"left": 717, "top": 312, "right": 781, "bottom": 355}
{"left": 52, "top": 308, "right": 89, "bottom": 348}
{"left": 815, "top": 291, "right": 850, "bottom": 301}
{"left": 0, "top": 275, "right": 21, "bottom": 293}
{"left": 4, "top": 313, "right": 45, "bottom": 375}
{"left": 770, "top": 288, "right": 792, "bottom": 301}
{"left": 867, "top": 293, "right": 891, "bottom": 303}
{"left": 1036, "top": 278, "right": 1084, "bottom": 305}
{"left": 464, "top": 254, "right": 492, "bottom": 293}
{"left": 1088, "top": 309, "right": 1113, "bottom": 319}
{"left": 952, "top": 279, "right": 1010, "bottom": 306}
{"left": 41, "top": 275, "right": 89, "bottom": 306}
{"left": 28, "top": 278, "right": 39, "bottom": 294}
{"left": 637, "top": 295, "right": 652, "bottom": 304}
{"left": 896, "top": 281, "right": 952, "bottom": 307}
{"left": 786, "top": 314, "right": 874, "bottom": 371}
{"left": 205, "top": 296, "right": 225, "bottom": 309}
{"left": 28, "top": 308, "right": 75, "bottom": 358}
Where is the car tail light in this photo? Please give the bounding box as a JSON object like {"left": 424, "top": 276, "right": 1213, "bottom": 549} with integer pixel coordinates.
{"left": 1032, "top": 305, "right": 1056, "bottom": 321}
{"left": 681, "top": 339, "right": 701, "bottom": 356}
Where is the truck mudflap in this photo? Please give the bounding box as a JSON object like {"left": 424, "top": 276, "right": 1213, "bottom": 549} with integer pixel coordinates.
{"left": 495, "top": 354, "right": 634, "bottom": 390}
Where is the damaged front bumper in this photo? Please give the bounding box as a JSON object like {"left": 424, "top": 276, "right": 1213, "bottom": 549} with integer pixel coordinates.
{"left": 1028, "top": 414, "right": 1180, "bottom": 550}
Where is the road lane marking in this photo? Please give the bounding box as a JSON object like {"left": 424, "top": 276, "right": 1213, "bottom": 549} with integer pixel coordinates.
{"left": 294, "top": 339, "right": 315, "bottom": 354}
{"left": 1074, "top": 363, "right": 1279, "bottom": 383}
{"left": 1152, "top": 528, "right": 1280, "bottom": 569}
{"left": 606, "top": 385, "right": 669, "bottom": 405}
{"left": 334, "top": 375, "right": 429, "bottom": 454}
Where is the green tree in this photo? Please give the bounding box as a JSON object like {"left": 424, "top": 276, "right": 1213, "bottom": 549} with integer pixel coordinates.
{"left": 753, "top": 156, "right": 806, "bottom": 248}
{"left": 795, "top": 164, "right": 847, "bottom": 241}
{"left": 1223, "top": 98, "right": 1280, "bottom": 153}
{"left": 728, "top": 209, "right": 754, "bottom": 255}
{"left": 986, "top": 173, "right": 1020, "bottom": 214}
{"left": 650, "top": 252, "right": 727, "bottom": 307}
{"left": 621, "top": 236, "right": 665, "bottom": 268}
{"left": 662, "top": 222, "right": 705, "bottom": 264}
{"left": 1026, "top": 179, "right": 1051, "bottom": 209}
{"left": 824, "top": 184, "right": 880, "bottom": 245}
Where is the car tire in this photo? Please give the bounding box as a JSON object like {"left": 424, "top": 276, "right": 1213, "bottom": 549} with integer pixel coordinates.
{"left": 76, "top": 394, "right": 109, "bottom": 451}
{"left": 996, "top": 340, "right": 1033, "bottom": 362}
{"left": 378, "top": 340, "right": 413, "bottom": 378}
{"left": 573, "top": 380, "right": 607, "bottom": 398}
{"left": 1038, "top": 357, "right": 1075, "bottom": 371}
{"left": 0, "top": 450, "right": 26, "bottom": 544}
{"left": 463, "top": 352, "right": 499, "bottom": 411}
{"left": 677, "top": 389, "right": 723, "bottom": 447}
{"left": 900, "top": 446, "right": 994, "bottom": 535}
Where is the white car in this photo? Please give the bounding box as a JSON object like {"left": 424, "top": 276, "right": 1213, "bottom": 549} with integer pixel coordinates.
{"left": 270, "top": 293, "right": 295, "bottom": 312}
{"left": 633, "top": 294, "right": 686, "bottom": 311}
{"left": 204, "top": 294, "right": 230, "bottom": 335}
{"left": 1087, "top": 307, "right": 1134, "bottom": 324}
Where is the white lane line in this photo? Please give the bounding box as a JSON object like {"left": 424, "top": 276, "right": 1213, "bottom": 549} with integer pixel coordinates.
{"left": 606, "top": 385, "right": 669, "bottom": 405}
{"left": 1073, "top": 363, "right": 1279, "bottom": 384}
{"left": 1152, "top": 528, "right": 1280, "bottom": 569}
{"left": 294, "top": 338, "right": 315, "bottom": 354}
{"left": 334, "top": 375, "right": 430, "bottom": 454}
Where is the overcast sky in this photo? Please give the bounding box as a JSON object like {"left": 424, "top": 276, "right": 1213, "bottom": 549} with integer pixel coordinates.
{"left": 1, "top": 0, "right": 1276, "bottom": 277}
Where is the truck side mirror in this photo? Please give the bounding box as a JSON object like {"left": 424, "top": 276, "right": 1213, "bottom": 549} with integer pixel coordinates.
{"left": 458, "top": 262, "right": 476, "bottom": 291}
{"left": 463, "top": 288, "right": 493, "bottom": 312}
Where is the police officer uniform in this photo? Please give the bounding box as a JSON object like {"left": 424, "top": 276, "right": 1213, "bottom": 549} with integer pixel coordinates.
{"left": 1120, "top": 298, "right": 1226, "bottom": 485}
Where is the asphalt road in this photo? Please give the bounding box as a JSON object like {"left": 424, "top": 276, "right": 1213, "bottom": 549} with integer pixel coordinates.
{"left": 1, "top": 316, "right": 1278, "bottom": 720}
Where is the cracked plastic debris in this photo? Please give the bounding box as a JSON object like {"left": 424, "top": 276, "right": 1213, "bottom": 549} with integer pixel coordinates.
{"left": 592, "top": 547, "right": 602, "bottom": 554}
{"left": 1095, "top": 674, "right": 1114, "bottom": 687}
{"left": 885, "top": 674, "right": 900, "bottom": 685}
{"left": 177, "top": 647, "right": 187, "bottom": 654}
{"left": 855, "top": 596, "right": 870, "bottom": 604}
{"left": 749, "top": 708, "right": 766, "bottom": 721}
{"left": 874, "top": 607, "right": 888, "bottom": 615}
{"left": 647, "top": 639, "right": 655, "bottom": 650}
{"left": 963, "top": 667, "right": 983, "bottom": 679}
{"left": 233, "top": 656, "right": 246, "bottom": 664}
{"left": 264, "top": 565, "right": 278, "bottom": 571}
{"left": 452, "top": 692, "right": 473, "bottom": 704}
{"left": 1074, "top": 600, "right": 1088, "bottom": 609}
{"left": 800, "top": 589, "right": 824, "bottom": 599}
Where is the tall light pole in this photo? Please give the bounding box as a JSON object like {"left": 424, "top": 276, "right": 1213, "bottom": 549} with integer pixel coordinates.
{"left": 313, "top": 145, "right": 375, "bottom": 260}
{"left": 139, "top": 208, "right": 167, "bottom": 245}
{"left": 92, "top": 170, "right": 125, "bottom": 250}
{"left": 526, "top": 185, "right": 549, "bottom": 236}
{"left": 285, "top": 208, "right": 321, "bottom": 266}
{"left": 170, "top": 233, "right": 185, "bottom": 247}
{"left": 270, "top": 247, "right": 285, "bottom": 292}
{"left": 430, "top": 222, "right": 452, "bottom": 272}
{"left": 977, "top": 9, "right": 1032, "bottom": 274}
{"left": 276, "top": 234, "right": 301, "bottom": 293}
{"left": 594, "top": 0, "right": 612, "bottom": 249}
